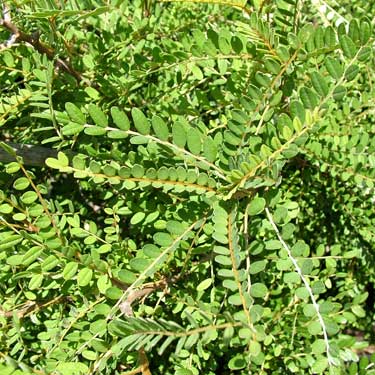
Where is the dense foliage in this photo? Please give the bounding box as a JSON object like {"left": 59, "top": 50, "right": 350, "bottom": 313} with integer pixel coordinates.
{"left": 1, "top": 0, "right": 375, "bottom": 374}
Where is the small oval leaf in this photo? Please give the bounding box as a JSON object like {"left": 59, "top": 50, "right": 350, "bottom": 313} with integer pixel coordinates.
{"left": 132, "top": 108, "right": 150, "bottom": 135}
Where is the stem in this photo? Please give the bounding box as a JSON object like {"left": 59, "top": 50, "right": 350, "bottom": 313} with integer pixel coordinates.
{"left": 265, "top": 207, "right": 334, "bottom": 366}
{"left": 0, "top": 3, "right": 82, "bottom": 82}
{"left": 0, "top": 142, "right": 75, "bottom": 166}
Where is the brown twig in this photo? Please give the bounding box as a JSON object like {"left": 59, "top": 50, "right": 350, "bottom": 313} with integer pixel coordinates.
{"left": 138, "top": 348, "right": 152, "bottom": 375}
{"left": 0, "top": 295, "right": 69, "bottom": 318}
{"left": 116, "top": 276, "right": 180, "bottom": 375}
{"left": 0, "top": 2, "right": 82, "bottom": 82}
{"left": 118, "top": 275, "right": 180, "bottom": 315}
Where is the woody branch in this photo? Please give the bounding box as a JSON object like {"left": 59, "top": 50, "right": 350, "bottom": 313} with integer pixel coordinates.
{"left": 0, "top": 2, "right": 83, "bottom": 82}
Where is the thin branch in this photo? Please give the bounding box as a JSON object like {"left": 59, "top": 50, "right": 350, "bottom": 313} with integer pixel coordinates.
{"left": 0, "top": 3, "right": 82, "bottom": 82}
{"left": 0, "top": 295, "right": 70, "bottom": 318}
{"left": 227, "top": 208, "right": 253, "bottom": 329}
{"left": 0, "top": 142, "right": 75, "bottom": 166}
{"left": 310, "top": 0, "right": 349, "bottom": 27}
{"left": 265, "top": 207, "right": 334, "bottom": 366}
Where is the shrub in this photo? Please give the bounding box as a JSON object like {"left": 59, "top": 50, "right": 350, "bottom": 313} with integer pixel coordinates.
{"left": 0, "top": 0, "right": 375, "bottom": 374}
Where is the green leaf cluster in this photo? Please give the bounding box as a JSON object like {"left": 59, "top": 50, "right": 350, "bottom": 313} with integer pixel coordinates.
{"left": 1, "top": 0, "right": 375, "bottom": 374}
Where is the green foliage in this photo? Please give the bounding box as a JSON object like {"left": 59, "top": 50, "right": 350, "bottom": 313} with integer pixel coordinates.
{"left": 1, "top": 0, "right": 375, "bottom": 374}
